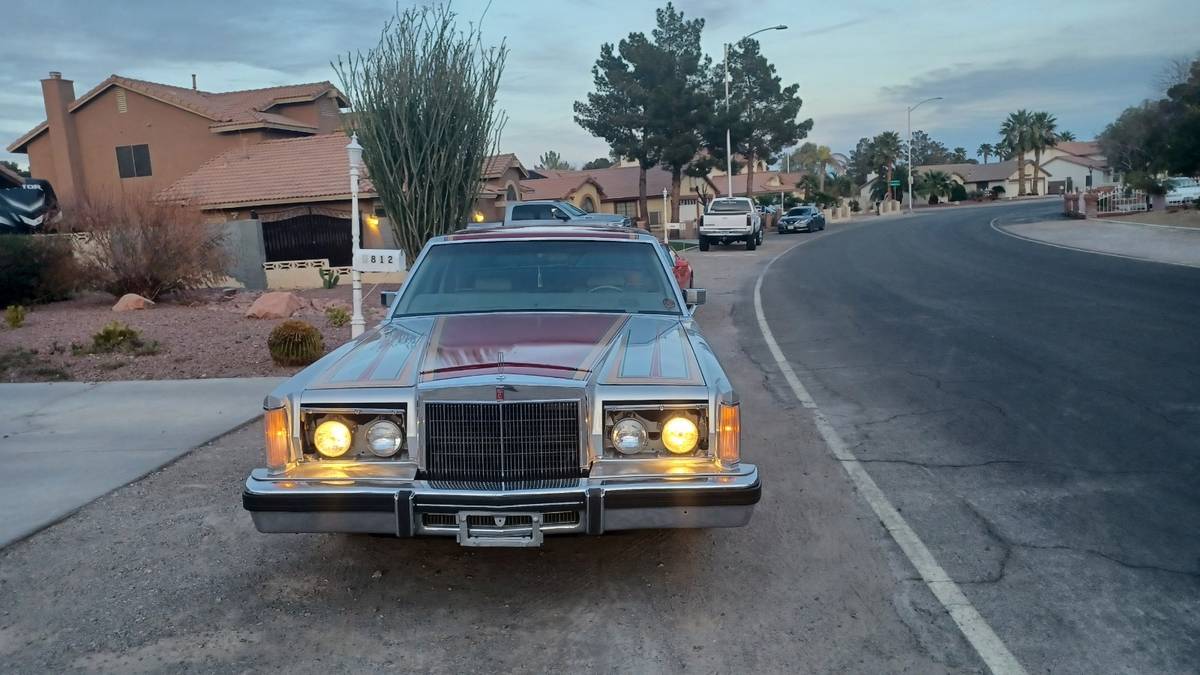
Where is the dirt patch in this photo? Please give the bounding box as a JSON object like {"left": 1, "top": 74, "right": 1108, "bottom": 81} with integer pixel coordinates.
{"left": 1109, "top": 209, "right": 1200, "bottom": 229}
{"left": 0, "top": 286, "right": 391, "bottom": 382}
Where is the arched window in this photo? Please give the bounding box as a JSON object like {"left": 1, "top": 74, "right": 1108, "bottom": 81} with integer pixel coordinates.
{"left": 505, "top": 184, "right": 518, "bottom": 202}
{"left": 581, "top": 196, "right": 596, "bottom": 212}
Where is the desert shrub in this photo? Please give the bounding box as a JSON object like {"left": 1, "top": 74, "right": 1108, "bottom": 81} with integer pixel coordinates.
{"left": 991, "top": 185, "right": 1006, "bottom": 197}
{"left": 318, "top": 268, "right": 341, "bottom": 289}
{"left": 967, "top": 190, "right": 987, "bottom": 201}
{"left": 268, "top": 320, "right": 325, "bottom": 366}
{"left": 849, "top": 200, "right": 861, "bottom": 213}
{"left": 950, "top": 183, "right": 968, "bottom": 202}
{"left": 0, "top": 234, "right": 79, "bottom": 306}
{"left": 5, "top": 305, "right": 27, "bottom": 328}
{"left": 325, "top": 306, "right": 350, "bottom": 327}
{"left": 74, "top": 320, "right": 160, "bottom": 355}
{"left": 808, "top": 191, "right": 838, "bottom": 209}
{"left": 67, "top": 195, "right": 230, "bottom": 300}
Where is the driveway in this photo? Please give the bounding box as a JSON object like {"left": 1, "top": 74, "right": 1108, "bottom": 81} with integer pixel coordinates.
{"left": 0, "top": 377, "right": 282, "bottom": 547}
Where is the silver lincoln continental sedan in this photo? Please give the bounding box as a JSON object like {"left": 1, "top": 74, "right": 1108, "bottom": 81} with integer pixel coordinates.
{"left": 243, "top": 225, "right": 761, "bottom": 547}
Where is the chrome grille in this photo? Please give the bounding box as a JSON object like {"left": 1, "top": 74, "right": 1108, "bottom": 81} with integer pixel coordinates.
{"left": 424, "top": 401, "right": 581, "bottom": 481}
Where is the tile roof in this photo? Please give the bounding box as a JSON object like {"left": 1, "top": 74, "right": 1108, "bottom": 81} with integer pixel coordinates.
{"left": 518, "top": 173, "right": 606, "bottom": 200}
{"left": 482, "top": 153, "right": 527, "bottom": 179}
{"left": 915, "top": 159, "right": 1045, "bottom": 183}
{"left": 534, "top": 165, "right": 717, "bottom": 202}
{"left": 716, "top": 171, "right": 807, "bottom": 196}
{"left": 1044, "top": 154, "right": 1106, "bottom": 170}
{"left": 8, "top": 75, "right": 345, "bottom": 151}
{"left": 160, "top": 133, "right": 372, "bottom": 208}
{"left": 1054, "top": 140, "right": 1102, "bottom": 157}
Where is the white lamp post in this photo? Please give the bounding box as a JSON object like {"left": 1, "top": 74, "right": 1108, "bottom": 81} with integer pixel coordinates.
{"left": 724, "top": 25, "right": 787, "bottom": 198}
{"left": 661, "top": 187, "right": 670, "bottom": 244}
{"left": 346, "top": 134, "right": 365, "bottom": 338}
{"left": 906, "top": 96, "right": 943, "bottom": 214}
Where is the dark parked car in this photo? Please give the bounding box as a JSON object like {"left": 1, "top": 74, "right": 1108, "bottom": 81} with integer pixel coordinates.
{"left": 777, "top": 205, "right": 825, "bottom": 233}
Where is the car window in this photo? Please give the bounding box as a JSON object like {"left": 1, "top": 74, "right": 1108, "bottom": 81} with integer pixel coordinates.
{"left": 557, "top": 202, "right": 587, "bottom": 217}
{"left": 709, "top": 199, "right": 752, "bottom": 214}
{"left": 394, "top": 240, "right": 681, "bottom": 316}
{"left": 511, "top": 204, "right": 556, "bottom": 220}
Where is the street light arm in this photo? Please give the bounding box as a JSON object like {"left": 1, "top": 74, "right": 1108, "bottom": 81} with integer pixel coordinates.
{"left": 907, "top": 96, "right": 944, "bottom": 113}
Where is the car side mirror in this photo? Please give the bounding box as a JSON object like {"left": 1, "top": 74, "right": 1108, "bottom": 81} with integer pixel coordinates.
{"left": 381, "top": 290, "right": 397, "bottom": 307}
{"left": 684, "top": 288, "right": 706, "bottom": 307}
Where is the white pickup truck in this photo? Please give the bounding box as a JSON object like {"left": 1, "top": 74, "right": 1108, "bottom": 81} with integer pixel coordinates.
{"left": 472, "top": 200, "right": 631, "bottom": 229}
{"left": 1165, "top": 177, "right": 1200, "bottom": 206}
{"left": 699, "top": 197, "right": 763, "bottom": 251}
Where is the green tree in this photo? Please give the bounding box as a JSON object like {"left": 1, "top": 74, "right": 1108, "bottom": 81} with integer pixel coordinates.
{"left": 581, "top": 157, "right": 613, "bottom": 169}
{"left": 537, "top": 150, "right": 573, "bottom": 171}
{"left": 951, "top": 146, "right": 969, "bottom": 162}
{"left": 908, "top": 130, "right": 952, "bottom": 166}
{"left": 336, "top": 4, "right": 507, "bottom": 264}
{"left": 976, "top": 143, "right": 994, "bottom": 164}
{"left": 1000, "top": 109, "right": 1034, "bottom": 195}
{"left": 1057, "top": 130, "right": 1077, "bottom": 142}
{"left": 847, "top": 137, "right": 875, "bottom": 186}
{"left": 707, "top": 38, "right": 813, "bottom": 198}
{"left": 871, "top": 131, "right": 903, "bottom": 200}
{"left": 870, "top": 165, "right": 908, "bottom": 202}
{"left": 575, "top": 32, "right": 663, "bottom": 222}
{"left": 916, "top": 169, "right": 954, "bottom": 203}
{"left": 1027, "top": 111, "right": 1058, "bottom": 195}
{"left": 647, "top": 2, "right": 713, "bottom": 222}
{"left": 789, "top": 143, "right": 834, "bottom": 190}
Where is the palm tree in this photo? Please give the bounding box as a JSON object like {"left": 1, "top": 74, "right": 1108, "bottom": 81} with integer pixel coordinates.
{"left": 1000, "top": 110, "right": 1034, "bottom": 196}
{"left": 1057, "top": 130, "right": 1077, "bottom": 142}
{"left": 872, "top": 131, "right": 903, "bottom": 200}
{"left": 813, "top": 145, "right": 834, "bottom": 192}
{"left": 916, "top": 170, "right": 954, "bottom": 203}
{"left": 977, "top": 143, "right": 994, "bottom": 164}
{"left": 1027, "top": 111, "right": 1058, "bottom": 196}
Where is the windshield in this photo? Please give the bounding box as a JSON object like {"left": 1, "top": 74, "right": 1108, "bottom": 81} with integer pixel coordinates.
{"left": 708, "top": 199, "right": 752, "bottom": 214}
{"left": 556, "top": 202, "right": 588, "bottom": 217}
{"left": 394, "top": 240, "right": 681, "bottom": 316}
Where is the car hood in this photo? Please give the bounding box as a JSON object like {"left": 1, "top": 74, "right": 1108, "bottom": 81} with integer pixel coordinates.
{"left": 305, "top": 312, "right": 705, "bottom": 389}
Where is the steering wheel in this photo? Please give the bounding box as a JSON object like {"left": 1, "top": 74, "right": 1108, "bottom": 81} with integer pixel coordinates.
{"left": 588, "top": 285, "right": 623, "bottom": 293}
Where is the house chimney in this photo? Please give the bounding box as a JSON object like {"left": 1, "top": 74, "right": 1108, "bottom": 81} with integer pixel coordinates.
{"left": 191, "top": 74, "right": 197, "bottom": 90}
{"left": 41, "top": 71, "right": 84, "bottom": 206}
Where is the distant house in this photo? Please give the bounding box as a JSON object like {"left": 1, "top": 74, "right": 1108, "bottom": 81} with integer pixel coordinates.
{"left": 715, "top": 171, "right": 806, "bottom": 198}
{"left": 6, "top": 72, "right": 349, "bottom": 207}
{"left": 1038, "top": 140, "right": 1117, "bottom": 193}
{"left": 474, "top": 153, "right": 531, "bottom": 222}
{"left": 914, "top": 159, "right": 1048, "bottom": 197}
{"left": 524, "top": 166, "right": 719, "bottom": 224}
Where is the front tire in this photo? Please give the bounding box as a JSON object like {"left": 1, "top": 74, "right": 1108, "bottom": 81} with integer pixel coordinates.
{"left": 746, "top": 235, "right": 757, "bottom": 251}
{"left": 699, "top": 236, "right": 710, "bottom": 251}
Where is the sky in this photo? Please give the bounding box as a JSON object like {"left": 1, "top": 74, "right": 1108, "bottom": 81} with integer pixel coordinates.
{"left": 3, "top": 0, "right": 1198, "bottom": 171}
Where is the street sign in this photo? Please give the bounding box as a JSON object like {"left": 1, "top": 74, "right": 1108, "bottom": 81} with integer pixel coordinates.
{"left": 354, "top": 249, "right": 406, "bottom": 273}
{"left": 888, "top": 180, "right": 901, "bottom": 187}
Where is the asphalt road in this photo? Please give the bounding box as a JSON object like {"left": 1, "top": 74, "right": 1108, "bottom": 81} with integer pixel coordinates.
{"left": 760, "top": 201, "right": 1200, "bottom": 673}
{"left": 0, "top": 225, "right": 980, "bottom": 673}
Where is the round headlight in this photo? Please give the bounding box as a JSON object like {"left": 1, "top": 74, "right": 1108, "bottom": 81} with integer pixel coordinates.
{"left": 611, "top": 418, "right": 648, "bottom": 455}
{"left": 313, "top": 420, "right": 352, "bottom": 458}
{"left": 661, "top": 416, "right": 699, "bottom": 455}
{"left": 366, "top": 419, "right": 403, "bottom": 457}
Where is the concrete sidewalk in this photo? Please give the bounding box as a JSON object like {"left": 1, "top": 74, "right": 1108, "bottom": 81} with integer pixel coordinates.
{"left": 998, "top": 217, "right": 1200, "bottom": 268}
{"left": 0, "top": 377, "right": 282, "bottom": 547}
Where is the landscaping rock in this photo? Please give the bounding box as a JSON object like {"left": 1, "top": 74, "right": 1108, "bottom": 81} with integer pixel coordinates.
{"left": 112, "top": 294, "right": 155, "bottom": 312}
{"left": 244, "top": 292, "right": 305, "bottom": 319}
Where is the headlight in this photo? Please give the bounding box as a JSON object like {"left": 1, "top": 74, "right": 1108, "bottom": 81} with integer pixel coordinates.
{"left": 610, "top": 418, "right": 648, "bottom": 455}
{"left": 661, "top": 416, "right": 699, "bottom": 454}
{"left": 366, "top": 419, "right": 403, "bottom": 457}
{"left": 313, "top": 419, "right": 353, "bottom": 458}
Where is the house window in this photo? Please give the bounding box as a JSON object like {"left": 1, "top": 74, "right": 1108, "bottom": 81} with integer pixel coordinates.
{"left": 505, "top": 184, "right": 518, "bottom": 201}
{"left": 648, "top": 211, "right": 662, "bottom": 226}
{"left": 613, "top": 201, "right": 637, "bottom": 218}
{"left": 116, "top": 144, "right": 152, "bottom": 178}
{"left": 581, "top": 196, "right": 596, "bottom": 212}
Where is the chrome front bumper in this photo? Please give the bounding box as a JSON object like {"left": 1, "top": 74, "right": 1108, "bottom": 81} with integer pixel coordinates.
{"left": 243, "top": 463, "right": 760, "bottom": 545}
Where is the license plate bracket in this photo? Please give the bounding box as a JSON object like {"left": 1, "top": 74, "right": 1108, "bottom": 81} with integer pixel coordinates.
{"left": 456, "top": 511, "right": 544, "bottom": 548}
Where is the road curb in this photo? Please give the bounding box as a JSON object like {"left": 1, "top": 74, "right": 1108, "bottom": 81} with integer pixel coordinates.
{"left": 990, "top": 218, "right": 1200, "bottom": 269}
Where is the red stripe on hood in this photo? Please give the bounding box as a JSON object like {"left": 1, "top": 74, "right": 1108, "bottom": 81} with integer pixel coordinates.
{"left": 420, "top": 313, "right": 625, "bottom": 381}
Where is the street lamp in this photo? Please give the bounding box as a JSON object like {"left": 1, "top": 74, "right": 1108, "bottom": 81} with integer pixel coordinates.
{"left": 906, "top": 96, "right": 943, "bottom": 214}
{"left": 346, "top": 134, "right": 365, "bottom": 338}
{"left": 724, "top": 24, "right": 787, "bottom": 198}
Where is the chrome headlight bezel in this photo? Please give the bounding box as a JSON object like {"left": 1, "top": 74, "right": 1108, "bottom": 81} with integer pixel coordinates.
{"left": 299, "top": 406, "right": 407, "bottom": 461}
{"left": 602, "top": 402, "right": 709, "bottom": 458}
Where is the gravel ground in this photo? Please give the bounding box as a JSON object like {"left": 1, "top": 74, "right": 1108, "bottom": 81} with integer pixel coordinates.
{"left": 0, "top": 287, "right": 389, "bottom": 383}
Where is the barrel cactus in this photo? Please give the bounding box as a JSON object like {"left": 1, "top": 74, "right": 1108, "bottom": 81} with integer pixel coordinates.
{"left": 267, "top": 320, "right": 325, "bottom": 366}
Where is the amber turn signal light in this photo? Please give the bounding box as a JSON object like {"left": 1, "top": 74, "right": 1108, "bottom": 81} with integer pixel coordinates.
{"left": 718, "top": 403, "right": 740, "bottom": 465}
{"left": 264, "top": 407, "right": 290, "bottom": 470}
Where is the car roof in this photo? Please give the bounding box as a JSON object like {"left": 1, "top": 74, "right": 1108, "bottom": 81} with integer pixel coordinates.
{"left": 441, "top": 224, "right": 652, "bottom": 243}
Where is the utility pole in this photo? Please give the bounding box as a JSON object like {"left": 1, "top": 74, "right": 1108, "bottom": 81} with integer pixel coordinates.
{"left": 907, "top": 97, "right": 943, "bottom": 214}
{"left": 724, "top": 25, "right": 788, "bottom": 199}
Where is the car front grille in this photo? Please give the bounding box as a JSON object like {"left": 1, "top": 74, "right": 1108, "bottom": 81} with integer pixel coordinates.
{"left": 424, "top": 401, "right": 581, "bottom": 481}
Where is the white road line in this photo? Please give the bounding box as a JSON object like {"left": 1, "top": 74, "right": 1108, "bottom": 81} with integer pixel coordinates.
{"left": 989, "top": 217, "right": 1200, "bottom": 269}
{"left": 752, "top": 237, "right": 1027, "bottom": 675}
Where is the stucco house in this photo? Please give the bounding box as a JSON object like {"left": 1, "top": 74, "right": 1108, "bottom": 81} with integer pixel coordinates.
{"left": 6, "top": 72, "right": 349, "bottom": 207}
{"left": 1037, "top": 140, "right": 1117, "bottom": 193}
{"left": 524, "top": 166, "right": 719, "bottom": 225}
{"left": 715, "top": 171, "right": 806, "bottom": 198}
{"left": 915, "top": 159, "right": 1048, "bottom": 197}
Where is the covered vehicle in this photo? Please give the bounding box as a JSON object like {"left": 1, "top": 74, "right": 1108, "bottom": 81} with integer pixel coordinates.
{"left": 0, "top": 179, "right": 57, "bottom": 233}
{"left": 243, "top": 225, "right": 759, "bottom": 547}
